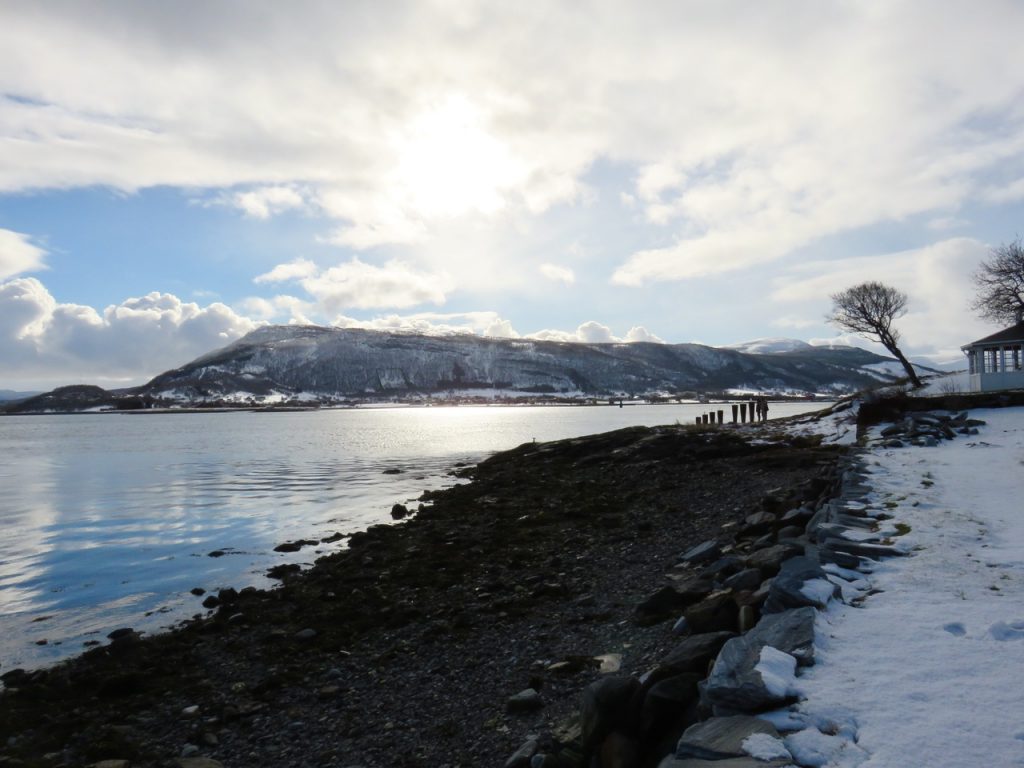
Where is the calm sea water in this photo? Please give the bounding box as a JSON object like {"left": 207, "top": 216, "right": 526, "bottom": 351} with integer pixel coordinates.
{"left": 0, "top": 401, "right": 824, "bottom": 670}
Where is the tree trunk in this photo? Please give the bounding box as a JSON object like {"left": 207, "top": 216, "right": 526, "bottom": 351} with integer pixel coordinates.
{"left": 881, "top": 337, "right": 922, "bottom": 388}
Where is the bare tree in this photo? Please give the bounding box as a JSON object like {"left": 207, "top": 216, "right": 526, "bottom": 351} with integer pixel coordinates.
{"left": 971, "top": 238, "right": 1024, "bottom": 326}
{"left": 828, "top": 281, "right": 921, "bottom": 388}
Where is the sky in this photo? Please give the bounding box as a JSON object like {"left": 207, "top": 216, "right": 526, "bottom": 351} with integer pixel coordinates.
{"left": 3, "top": 1, "right": 1024, "bottom": 390}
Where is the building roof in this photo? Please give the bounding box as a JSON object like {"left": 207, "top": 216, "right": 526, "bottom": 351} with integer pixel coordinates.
{"left": 964, "top": 321, "right": 1024, "bottom": 348}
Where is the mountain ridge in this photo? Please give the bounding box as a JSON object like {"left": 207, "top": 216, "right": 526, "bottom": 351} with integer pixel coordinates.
{"left": 4, "top": 325, "right": 938, "bottom": 412}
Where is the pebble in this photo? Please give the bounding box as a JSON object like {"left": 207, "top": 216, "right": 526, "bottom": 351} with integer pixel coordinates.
{"left": 295, "top": 628, "right": 317, "bottom": 640}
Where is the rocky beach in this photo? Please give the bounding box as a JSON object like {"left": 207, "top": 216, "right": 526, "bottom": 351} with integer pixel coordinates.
{"left": 0, "top": 413, "right": 842, "bottom": 768}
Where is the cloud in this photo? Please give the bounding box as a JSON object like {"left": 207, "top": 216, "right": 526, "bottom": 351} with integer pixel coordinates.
{"left": 253, "top": 258, "right": 318, "bottom": 284}
{"left": 0, "top": 278, "right": 256, "bottom": 387}
{"left": 772, "top": 237, "right": 992, "bottom": 358}
{"left": 300, "top": 258, "right": 450, "bottom": 312}
{"left": 539, "top": 263, "right": 575, "bottom": 285}
{"left": 527, "top": 321, "right": 664, "bottom": 344}
{"left": 624, "top": 326, "right": 664, "bottom": 343}
{"left": 331, "top": 310, "right": 520, "bottom": 338}
{"left": 0, "top": 229, "right": 47, "bottom": 280}
{"left": 5, "top": 2, "right": 1024, "bottom": 278}
{"left": 224, "top": 185, "right": 306, "bottom": 219}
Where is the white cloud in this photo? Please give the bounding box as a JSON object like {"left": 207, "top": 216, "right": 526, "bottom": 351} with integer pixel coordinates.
{"left": 0, "top": 229, "right": 47, "bottom": 280}
{"left": 331, "top": 310, "right": 519, "bottom": 338}
{"left": 4, "top": 2, "right": 1023, "bottom": 280}
{"left": 0, "top": 278, "right": 256, "bottom": 388}
{"left": 772, "top": 238, "right": 992, "bottom": 359}
{"left": 300, "top": 258, "right": 450, "bottom": 312}
{"left": 539, "top": 263, "right": 575, "bottom": 285}
{"left": 527, "top": 321, "right": 665, "bottom": 344}
{"left": 226, "top": 185, "right": 306, "bottom": 219}
{"left": 624, "top": 325, "right": 664, "bottom": 343}
{"left": 253, "top": 258, "right": 318, "bottom": 284}
{"left": 236, "top": 294, "right": 314, "bottom": 324}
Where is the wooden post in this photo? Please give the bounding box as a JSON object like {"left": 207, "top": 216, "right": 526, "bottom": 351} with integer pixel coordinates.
{"left": 695, "top": 416, "right": 701, "bottom": 425}
{"left": 740, "top": 403, "right": 747, "bottom": 422}
{"left": 749, "top": 401, "right": 756, "bottom": 421}
{"left": 717, "top": 410, "right": 724, "bottom": 424}
{"left": 731, "top": 404, "right": 738, "bottom": 423}
{"left": 702, "top": 413, "right": 709, "bottom": 424}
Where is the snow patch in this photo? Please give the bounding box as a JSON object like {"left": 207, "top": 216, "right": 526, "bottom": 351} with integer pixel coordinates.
{"left": 755, "top": 646, "right": 801, "bottom": 699}
{"left": 742, "top": 732, "right": 792, "bottom": 761}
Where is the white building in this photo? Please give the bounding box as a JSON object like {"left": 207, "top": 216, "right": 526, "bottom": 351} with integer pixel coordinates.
{"left": 962, "top": 320, "right": 1024, "bottom": 392}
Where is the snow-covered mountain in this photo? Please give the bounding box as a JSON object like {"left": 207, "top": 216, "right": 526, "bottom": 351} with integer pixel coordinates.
{"left": 724, "top": 338, "right": 814, "bottom": 354}
{"left": 130, "top": 325, "right": 917, "bottom": 402}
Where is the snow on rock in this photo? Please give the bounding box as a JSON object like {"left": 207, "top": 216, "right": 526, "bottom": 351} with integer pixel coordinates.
{"left": 753, "top": 646, "right": 801, "bottom": 700}
{"left": 784, "top": 727, "right": 869, "bottom": 767}
{"left": 792, "top": 407, "right": 1024, "bottom": 767}
{"left": 742, "top": 732, "right": 793, "bottom": 761}
{"left": 799, "top": 577, "right": 841, "bottom": 608}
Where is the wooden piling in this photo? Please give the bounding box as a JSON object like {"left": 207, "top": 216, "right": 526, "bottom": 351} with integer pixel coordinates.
{"left": 740, "top": 402, "right": 747, "bottom": 422}
{"left": 731, "top": 404, "right": 738, "bottom": 423}
{"left": 717, "top": 410, "right": 724, "bottom": 424}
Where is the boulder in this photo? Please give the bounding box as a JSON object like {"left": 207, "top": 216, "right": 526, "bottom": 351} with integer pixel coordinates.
{"left": 723, "top": 569, "right": 762, "bottom": 592}
{"left": 743, "top": 543, "right": 802, "bottom": 577}
{"left": 679, "top": 540, "right": 721, "bottom": 566}
{"left": 634, "top": 580, "right": 714, "bottom": 626}
{"left": 675, "top": 715, "right": 780, "bottom": 760}
{"left": 641, "top": 672, "right": 703, "bottom": 738}
{"left": 762, "top": 556, "right": 839, "bottom": 614}
{"left": 702, "top": 607, "right": 816, "bottom": 712}
{"left": 581, "top": 675, "right": 641, "bottom": 751}
{"left": 658, "top": 758, "right": 790, "bottom": 768}
{"left": 655, "top": 631, "right": 735, "bottom": 681}
{"left": 683, "top": 591, "right": 738, "bottom": 634}
{"left": 741, "top": 511, "right": 776, "bottom": 537}
{"left": 506, "top": 687, "right": 544, "bottom": 713}
{"left": 699, "top": 556, "right": 743, "bottom": 581}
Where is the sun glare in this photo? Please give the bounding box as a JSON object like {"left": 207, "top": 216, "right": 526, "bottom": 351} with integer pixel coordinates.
{"left": 394, "top": 96, "right": 525, "bottom": 218}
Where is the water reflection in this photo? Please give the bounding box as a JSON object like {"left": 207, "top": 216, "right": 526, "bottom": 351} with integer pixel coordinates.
{"left": 0, "top": 402, "right": 825, "bottom": 669}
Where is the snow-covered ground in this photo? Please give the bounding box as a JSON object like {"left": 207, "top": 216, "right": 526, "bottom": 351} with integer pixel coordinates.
{"left": 784, "top": 407, "right": 1024, "bottom": 766}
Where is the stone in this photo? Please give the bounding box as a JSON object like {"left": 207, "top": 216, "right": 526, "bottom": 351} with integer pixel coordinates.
{"left": 699, "top": 556, "right": 743, "bottom": 581}
{"left": 742, "top": 543, "right": 802, "bottom": 577}
{"left": 741, "top": 511, "right": 776, "bottom": 536}
{"left": 776, "top": 526, "right": 804, "bottom": 541}
{"left": 656, "top": 631, "right": 735, "bottom": 680}
{"left": 641, "top": 673, "right": 702, "bottom": 738}
{"left": 675, "top": 715, "right": 781, "bottom": 760}
{"left": 92, "top": 761, "right": 131, "bottom": 768}
{"left": 106, "top": 627, "right": 134, "bottom": 640}
{"left": 761, "top": 556, "right": 839, "bottom": 614}
{"left": 599, "top": 730, "right": 640, "bottom": 768}
{"left": 634, "top": 581, "right": 713, "bottom": 626}
{"left": 581, "top": 675, "right": 641, "bottom": 751}
{"left": 181, "top": 744, "right": 200, "bottom": 757}
{"left": 190, "top": 587, "right": 206, "bottom": 596}
{"left": 505, "top": 738, "right": 539, "bottom": 768}
{"left": 294, "top": 628, "right": 317, "bottom": 640}
{"left": 177, "top": 760, "right": 226, "bottom": 768}
{"left": 658, "top": 756, "right": 791, "bottom": 767}
{"left": 391, "top": 503, "right": 409, "bottom": 520}
{"left": 507, "top": 687, "right": 544, "bottom": 713}
{"left": 683, "top": 591, "right": 737, "bottom": 634}
{"left": 723, "top": 569, "right": 762, "bottom": 592}
{"left": 201, "top": 595, "right": 220, "bottom": 609}
{"left": 679, "top": 540, "right": 721, "bottom": 566}
{"left": 820, "top": 537, "right": 907, "bottom": 561}
{"left": 702, "top": 608, "right": 816, "bottom": 712}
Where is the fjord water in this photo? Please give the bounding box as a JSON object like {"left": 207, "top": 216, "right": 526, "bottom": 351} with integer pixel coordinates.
{"left": 0, "top": 402, "right": 824, "bottom": 670}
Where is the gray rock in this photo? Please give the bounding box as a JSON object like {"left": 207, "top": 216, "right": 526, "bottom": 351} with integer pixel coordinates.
{"left": 741, "top": 511, "right": 776, "bottom": 536}
{"left": 703, "top": 608, "right": 816, "bottom": 712}
{"left": 294, "top": 628, "right": 317, "bottom": 640}
{"left": 683, "top": 591, "right": 738, "bottom": 634}
{"left": 505, "top": 738, "right": 539, "bottom": 768}
{"left": 762, "top": 556, "right": 838, "bottom": 614}
{"left": 581, "top": 675, "right": 641, "bottom": 751}
{"left": 675, "top": 715, "right": 780, "bottom": 760}
{"left": 658, "top": 759, "right": 790, "bottom": 768}
{"left": 699, "top": 556, "right": 743, "bottom": 581}
{"left": 680, "top": 540, "right": 721, "bottom": 566}
{"left": 656, "top": 631, "right": 735, "bottom": 679}
{"left": 820, "top": 537, "right": 907, "bottom": 560}
{"left": 743, "top": 543, "right": 802, "bottom": 577}
{"left": 390, "top": 503, "right": 409, "bottom": 520}
{"left": 723, "top": 569, "right": 762, "bottom": 592}
{"left": 634, "top": 580, "right": 714, "bottom": 626}
{"left": 507, "top": 687, "right": 544, "bottom": 713}
{"left": 642, "top": 672, "right": 702, "bottom": 737}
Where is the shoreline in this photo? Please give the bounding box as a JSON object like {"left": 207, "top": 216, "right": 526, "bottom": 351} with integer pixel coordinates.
{"left": 0, "top": 419, "right": 841, "bottom": 767}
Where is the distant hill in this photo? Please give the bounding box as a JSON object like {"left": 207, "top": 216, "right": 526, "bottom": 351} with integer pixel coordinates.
{"left": 0, "top": 389, "right": 41, "bottom": 402}
{"left": 3, "top": 325, "right": 939, "bottom": 413}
